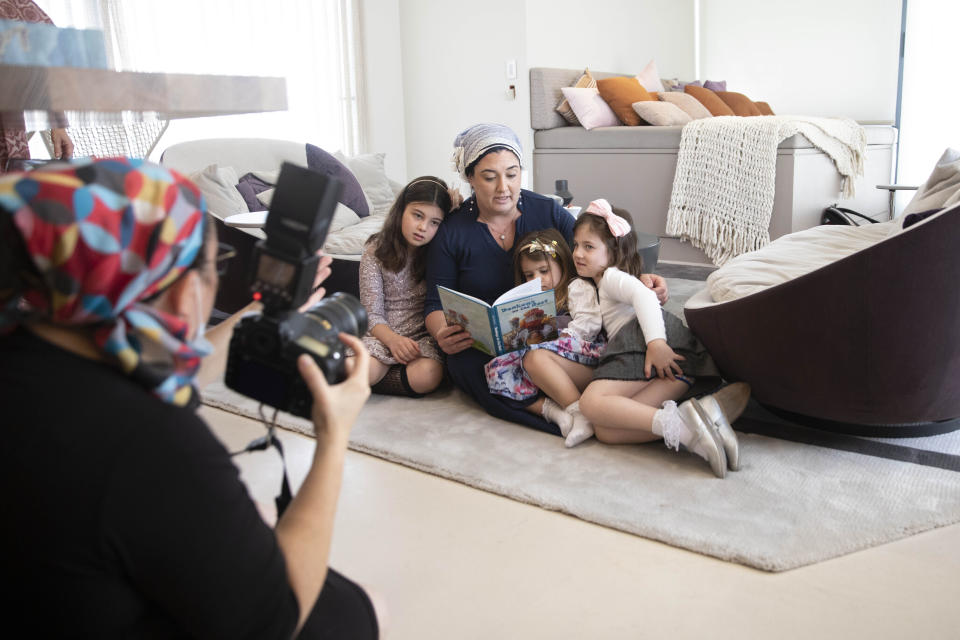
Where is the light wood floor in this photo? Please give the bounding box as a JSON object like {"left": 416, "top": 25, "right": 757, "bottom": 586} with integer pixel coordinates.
{"left": 202, "top": 405, "right": 960, "bottom": 640}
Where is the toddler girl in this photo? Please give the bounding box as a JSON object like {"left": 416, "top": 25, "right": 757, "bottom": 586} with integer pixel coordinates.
{"left": 359, "top": 176, "right": 452, "bottom": 396}
{"left": 484, "top": 228, "right": 606, "bottom": 445}
{"left": 573, "top": 199, "right": 749, "bottom": 477}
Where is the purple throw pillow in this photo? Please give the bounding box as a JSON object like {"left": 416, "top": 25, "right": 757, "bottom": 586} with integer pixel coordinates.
{"left": 703, "top": 79, "right": 727, "bottom": 92}
{"left": 902, "top": 208, "right": 942, "bottom": 229}
{"left": 235, "top": 172, "right": 275, "bottom": 212}
{"left": 305, "top": 143, "right": 370, "bottom": 218}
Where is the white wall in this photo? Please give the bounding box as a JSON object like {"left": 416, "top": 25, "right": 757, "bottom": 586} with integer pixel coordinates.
{"left": 525, "top": 0, "right": 695, "bottom": 79}
{"left": 357, "top": 0, "right": 407, "bottom": 180}
{"left": 362, "top": 0, "right": 904, "bottom": 184}
{"left": 699, "top": 0, "right": 901, "bottom": 122}
{"left": 397, "top": 0, "right": 528, "bottom": 186}
{"left": 390, "top": 0, "right": 696, "bottom": 185}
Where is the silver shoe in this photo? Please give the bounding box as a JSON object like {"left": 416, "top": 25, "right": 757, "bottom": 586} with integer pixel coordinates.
{"left": 692, "top": 396, "right": 740, "bottom": 471}
{"left": 677, "top": 399, "right": 727, "bottom": 479}
{"left": 693, "top": 382, "right": 750, "bottom": 471}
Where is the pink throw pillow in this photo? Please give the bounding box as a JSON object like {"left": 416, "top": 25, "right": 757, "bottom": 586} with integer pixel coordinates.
{"left": 560, "top": 87, "right": 620, "bottom": 130}
{"left": 636, "top": 59, "right": 665, "bottom": 93}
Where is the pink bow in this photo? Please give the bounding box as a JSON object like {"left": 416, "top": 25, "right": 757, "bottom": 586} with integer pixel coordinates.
{"left": 583, "top": 199, "right": 631, "bottom": 237}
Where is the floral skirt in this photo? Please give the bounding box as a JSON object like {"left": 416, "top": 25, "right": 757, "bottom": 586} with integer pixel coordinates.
{"left": 485, "top": 332, "right": 606, "bottom": 401}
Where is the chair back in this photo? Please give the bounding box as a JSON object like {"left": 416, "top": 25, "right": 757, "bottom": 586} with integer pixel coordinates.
{"left": 42, "top": 120, "right": 169, "bottom": 159}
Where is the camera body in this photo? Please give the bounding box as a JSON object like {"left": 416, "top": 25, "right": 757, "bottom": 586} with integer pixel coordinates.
{"left": 225, "top": 162, "right": 368, "bottom": 419}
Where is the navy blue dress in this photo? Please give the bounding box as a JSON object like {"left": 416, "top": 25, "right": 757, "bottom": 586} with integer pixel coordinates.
{"left": 425, "top": 189, "right": 575, "bottom": 434}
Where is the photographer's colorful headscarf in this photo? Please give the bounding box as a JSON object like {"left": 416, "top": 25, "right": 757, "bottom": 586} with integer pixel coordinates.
{"left": 0, "top": 158, "right": 211, "bottom": 407}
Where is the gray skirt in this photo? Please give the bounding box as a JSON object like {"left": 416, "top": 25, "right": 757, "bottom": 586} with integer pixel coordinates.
{"left": 593, "top": 309, "right": 720, "bottom": 381}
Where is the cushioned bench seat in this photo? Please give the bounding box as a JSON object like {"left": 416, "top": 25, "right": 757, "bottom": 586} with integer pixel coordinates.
{"left": 534, "top": 123, "right": 898, "bottom": 150}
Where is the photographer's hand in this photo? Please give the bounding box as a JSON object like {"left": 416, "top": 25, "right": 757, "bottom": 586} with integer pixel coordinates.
{"left": 297, "top": 333, "right": 371, "bottom": 445}
{"left": 277, "top": 333, "right": 371, "bottom": 634}
{"left": 298, "top": 252, "right": 334, "bottom": 313}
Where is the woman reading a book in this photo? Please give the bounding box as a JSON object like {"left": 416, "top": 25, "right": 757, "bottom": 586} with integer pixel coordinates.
{"left": 423, "top": 123, "right": 667, "bottom": 433}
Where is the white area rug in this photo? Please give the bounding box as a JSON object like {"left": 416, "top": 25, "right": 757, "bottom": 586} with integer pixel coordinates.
{"left": 202, "top": 278, "right": 960, "bottom": 571}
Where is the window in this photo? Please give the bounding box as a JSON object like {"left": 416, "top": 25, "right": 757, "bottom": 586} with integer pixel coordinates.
{"left": 38, "top": 0, "right": 362, "bottom": 159}
{"left": 896, "top": 0, "right": 960, "bottom": 197}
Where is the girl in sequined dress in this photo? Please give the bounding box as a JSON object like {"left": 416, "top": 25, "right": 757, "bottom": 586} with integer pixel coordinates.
{"left": 358, "top": 177, "right": 453, "bottom": 396}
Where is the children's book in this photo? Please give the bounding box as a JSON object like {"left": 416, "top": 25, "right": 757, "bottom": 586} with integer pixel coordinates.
{"left": 438, "top": 278, "right": 559, "bottom": 356}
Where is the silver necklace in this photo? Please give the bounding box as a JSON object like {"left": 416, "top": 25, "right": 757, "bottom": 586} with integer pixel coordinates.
{"left": 482, "top": 214, "right": 515, "bottom": 242}
{"left": 473, "top": 197, "right": 521, "bottom": 243}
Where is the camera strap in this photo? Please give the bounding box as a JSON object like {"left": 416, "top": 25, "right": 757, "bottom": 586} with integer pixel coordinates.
{"left": 231, "top": 407, "right": 293, "bottom": 517}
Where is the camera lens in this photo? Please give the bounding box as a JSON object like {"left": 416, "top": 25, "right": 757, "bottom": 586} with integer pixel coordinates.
{"left": 306, "top": 292, "right": 368, "bottom": 338}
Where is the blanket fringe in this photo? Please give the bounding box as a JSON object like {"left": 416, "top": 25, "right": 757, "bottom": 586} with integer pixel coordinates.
{"left": 666, "top": 116, "right": 866, "bottom": 265}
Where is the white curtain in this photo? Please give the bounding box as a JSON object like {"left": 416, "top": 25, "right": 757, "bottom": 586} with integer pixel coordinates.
{"left": 37, "top": 0, "right": 362, "bottom": 159}
{"left": 896, "top": 0, "right": 960, "bottom": 204}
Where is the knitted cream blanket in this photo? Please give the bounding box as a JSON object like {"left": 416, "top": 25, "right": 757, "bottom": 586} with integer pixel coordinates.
{"left": 665, "top": 115, "right": 866, "bottom": 265}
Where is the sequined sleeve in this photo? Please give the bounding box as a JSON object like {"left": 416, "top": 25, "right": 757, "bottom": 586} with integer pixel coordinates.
{"left": 359, "top": 242, "right": 388, "bottom": 330}
{"left": 563, "top": 278, "right": 602, "bottom": 341}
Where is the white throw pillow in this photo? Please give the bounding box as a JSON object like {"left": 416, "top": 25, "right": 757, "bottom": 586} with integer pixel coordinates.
{"left": 658, "top": 91, "right": 714, "bottom": 120}
{"left": 188, "top": 164, "right": 248, "bottom": 219}
{"left": 334, "top": 151, "right": 395, "bottom": 217}
{"left": 256, "top": 188, "right": 362, "bottom": 233}
{"left": 250, "top": 169, "right": 279, "bottom": 185}
{"left": 255, "top": 188, "right": 275, "bottom": 208}
{"left": 636, "top": 59, "right": 665, "bottom": 93}
{"left": 323, "top": 213, "right": 386, "bottom": 256}
{"left": 631, "top": 101, "right": 692, "bottom": 126}
{"left": 560, "top": 87, "right": 620, "bottom": 130}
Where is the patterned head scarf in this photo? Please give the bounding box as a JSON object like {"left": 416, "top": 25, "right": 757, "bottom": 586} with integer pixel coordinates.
{"left": 451, "top": 123, "right": 523, "bottom": 181}
{"left": 0, "top": 158, "right": 211, "bottom": 407}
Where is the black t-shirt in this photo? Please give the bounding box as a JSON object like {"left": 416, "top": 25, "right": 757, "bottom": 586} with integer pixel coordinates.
{"left": 0, "top": 329, "right": 299, "bottom": 638}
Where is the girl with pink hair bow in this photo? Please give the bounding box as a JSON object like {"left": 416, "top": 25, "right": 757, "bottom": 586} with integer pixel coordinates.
{"left": 559, "top": 199, "right": 750, "bottom": 479}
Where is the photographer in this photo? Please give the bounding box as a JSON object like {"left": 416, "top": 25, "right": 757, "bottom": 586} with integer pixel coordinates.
{"left": 0, "top": 159, "right": 381, "bottom": 638}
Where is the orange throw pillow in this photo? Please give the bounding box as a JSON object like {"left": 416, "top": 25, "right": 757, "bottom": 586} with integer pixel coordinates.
{"left": 715, "top": 91, "right": 763, "bottom": 116}
{"left": 755, "top": 101, "right": 775, "bottom": 116}
{"left": 684, "top": 85, "right": 735, "bottom": 117}
{"left": 597, "top": 76, "right": 654, "bottom": 125}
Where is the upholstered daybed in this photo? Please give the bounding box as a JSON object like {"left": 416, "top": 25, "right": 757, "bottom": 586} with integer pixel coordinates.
{"left": 528, "top": 67, "right": 898, "bottom": 265}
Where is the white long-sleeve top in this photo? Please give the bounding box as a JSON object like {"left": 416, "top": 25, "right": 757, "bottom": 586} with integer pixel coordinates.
{"left": 562, "top": 278, "right": 603, "bottom": 341}
{"left": 597, "top": 267, "right": 666, "bottom": 343}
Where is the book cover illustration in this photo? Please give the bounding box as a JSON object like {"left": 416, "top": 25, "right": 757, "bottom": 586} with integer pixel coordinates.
{"left": 437, "top": 279, "right": 558, "bottom": 356}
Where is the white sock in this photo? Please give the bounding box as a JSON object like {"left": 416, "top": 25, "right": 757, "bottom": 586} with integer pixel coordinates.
{"left": 651, "top": 400, "right": 712, "bottom": 461}
{"left": 564, "top": 400, "right": 594, "bottom": 448}
{"left": 542, "top": 397, "right": 573, "bottom": 437}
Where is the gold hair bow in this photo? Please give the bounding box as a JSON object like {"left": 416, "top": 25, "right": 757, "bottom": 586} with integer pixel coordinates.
{"left": 521, "top": 238, "right": 558, "bottom": 258}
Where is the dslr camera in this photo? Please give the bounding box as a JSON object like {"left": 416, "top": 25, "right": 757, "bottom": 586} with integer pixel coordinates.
{"left": 225, "top": 162, "right": 368, "bottom": 419}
